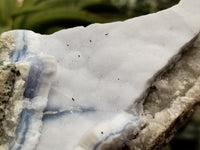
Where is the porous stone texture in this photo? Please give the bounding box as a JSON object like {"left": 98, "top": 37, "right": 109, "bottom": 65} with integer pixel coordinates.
{"left": 0, "top": 33, "right": 25, "bottom": 150}
{"left": 0, "top": 63, "right": 25, "bottom": 149}
{"left": 0, "top": 63, "right": 16, "bottom": 144}
{"left": 0, "top": 32, "right": 15, "bottom": 61}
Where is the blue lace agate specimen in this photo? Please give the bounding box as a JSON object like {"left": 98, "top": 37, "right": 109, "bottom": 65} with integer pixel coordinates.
{"left": 0, "top": 0, "right": 200, "bottom": 150}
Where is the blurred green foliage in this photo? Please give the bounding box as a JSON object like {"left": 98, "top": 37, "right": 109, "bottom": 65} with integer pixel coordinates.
{"left": 0, "top": 0, "right": 17, "bottom": 33}
{"left": 0, "top": 0, "right": 179, "bottom": 34}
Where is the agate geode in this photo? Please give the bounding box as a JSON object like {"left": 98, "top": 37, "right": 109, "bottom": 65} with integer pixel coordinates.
{"left": 1, "top": 0, "right": 200, "bottom": 150}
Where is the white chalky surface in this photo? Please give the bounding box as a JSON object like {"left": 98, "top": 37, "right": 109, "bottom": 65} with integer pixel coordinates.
{"left": 2, "top": 0, "right": 200, "bottom": 150}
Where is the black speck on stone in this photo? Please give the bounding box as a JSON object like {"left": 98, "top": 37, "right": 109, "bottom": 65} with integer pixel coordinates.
{"left": 101, "top": 131, "right": 104, "bottom": 134}
{"left": 89, "top": 40, "right": 92, "bottom": 43}
{"left": 67, "top": 44, "right": 69, "bottom": 47}
{"left": 150, "top": 85, "right": 157, "bottom": 91}
{"left": 12, "top": 79, "right": 15, "bottom": 83}
{"left": 16, "top": 70, "right": 21, "bottom": 76}
{"left": 78, "top": 55, "right": 80, "bottom": 58}
{"left": 11, "top": 69, "right": 15, "bottom": 73}
{"left": 72, "top": 98, "right": 75, "bottom": 101}
{"left": 118, "top": 78, "right": 120, "bottom": 80}
{"left": 7, "top": 91, "right": 12, "bottom": 97}
{"left": 105, "top": 33, "right": 109, "bottom": 36}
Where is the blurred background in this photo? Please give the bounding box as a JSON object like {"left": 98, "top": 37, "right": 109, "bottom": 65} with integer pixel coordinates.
{"left": 1, "top": 0, "right": 200, "bottom": 150}
{"left": 0, "top": 0, "right": 180, "bottom": 34}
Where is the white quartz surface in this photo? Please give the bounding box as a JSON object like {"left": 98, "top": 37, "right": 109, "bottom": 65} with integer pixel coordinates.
{"left": 36, "top": 1, "right": 200, "bottom": 149}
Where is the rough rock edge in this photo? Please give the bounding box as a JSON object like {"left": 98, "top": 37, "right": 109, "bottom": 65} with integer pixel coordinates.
{"left": 0, "top": 64, "right": 16, "bottom": 143}
{"left": 99, "top": 33, "right": 200, "bottom": 149}
{"left": 0, "top": 32, "right": 25, "bottom": 150}
{"left": 0, "top": 69, "right": 25, "bottom": 150}
{"left": 126, "top": 35, "right": 200, "bottom": 150}
{"left": 128, "top": 79, "right": 200, "bottom": 150}
{"left": 0, "top": 32, "right": 15, "bottom": 61}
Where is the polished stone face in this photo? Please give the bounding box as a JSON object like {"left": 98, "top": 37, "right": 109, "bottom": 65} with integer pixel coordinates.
{"left": 0, "top": 0, "right": 200, "bottom": 150}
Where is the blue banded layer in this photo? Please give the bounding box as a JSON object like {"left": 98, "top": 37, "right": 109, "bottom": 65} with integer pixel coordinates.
{"left": 7, "top": 31, "right": 56, "bottom": 150}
